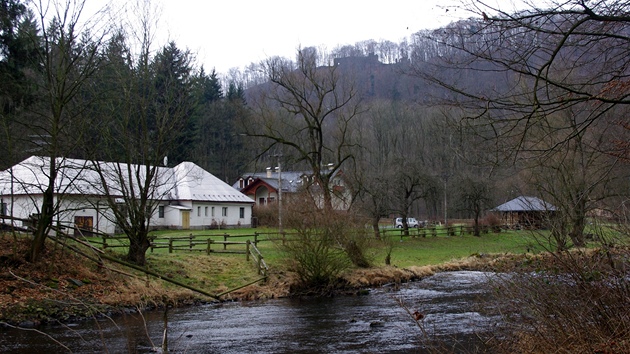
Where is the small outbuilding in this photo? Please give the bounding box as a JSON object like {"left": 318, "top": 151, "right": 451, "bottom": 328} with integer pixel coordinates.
{"left": 493, "top": 196, "right": 556, "bottom": 229}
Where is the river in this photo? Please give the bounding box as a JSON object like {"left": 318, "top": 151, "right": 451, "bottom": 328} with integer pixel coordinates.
{"left": 1, "top": 271, "right": 503, "bottom": 353}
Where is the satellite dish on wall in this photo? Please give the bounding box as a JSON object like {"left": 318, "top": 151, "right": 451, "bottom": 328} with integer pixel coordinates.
{"left": 163, "top": 156, "right": 168, "bottom": 167}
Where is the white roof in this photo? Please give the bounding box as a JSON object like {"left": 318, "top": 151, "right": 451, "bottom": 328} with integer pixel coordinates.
{"left": 493, "top": 196, "right": 556, "bottom": 212}
{"left": 169, "top": 162, "right": 253, "bottom": 203}
{"left": 0, "top": 156, "right": 253, "bottom": 204}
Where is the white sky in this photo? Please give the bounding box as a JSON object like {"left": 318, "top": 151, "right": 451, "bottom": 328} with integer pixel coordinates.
{"left": 157, "top": 0, "right": 465, "bottom": 74}
{"left": 77, "top": 0, "right": 532, "bottom": 75}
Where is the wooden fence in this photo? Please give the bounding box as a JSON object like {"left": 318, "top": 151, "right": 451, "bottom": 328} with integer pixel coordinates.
{"left": 147, "top": 233, "right": 271, "bottom": 276}
{"left": 380, "top": 224, "right": 499, "bottom": 239}
{"left": 147, "top": 232, "right": 277, "bottom": 253}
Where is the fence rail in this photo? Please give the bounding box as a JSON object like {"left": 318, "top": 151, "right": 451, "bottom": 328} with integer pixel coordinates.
{"left": 247, "top": 240, "right": 268, "bottom": 276}
{"left": 380, "top": 224, "right": 499, "bottom": 239}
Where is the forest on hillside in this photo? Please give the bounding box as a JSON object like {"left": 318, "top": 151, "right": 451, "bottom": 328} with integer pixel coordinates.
{"left": 2, "top": 0, "right": 630, "bottom": 251}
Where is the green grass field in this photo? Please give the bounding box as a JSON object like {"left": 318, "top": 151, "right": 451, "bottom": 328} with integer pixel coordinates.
{"left": 79, "top": 223, "right": 626, "bottom": 295}
{"left": 91, "top": 227, "right": 544, "bottom": 269}
{"left": 380, "top": 231, "right": 540, "bottom": 267}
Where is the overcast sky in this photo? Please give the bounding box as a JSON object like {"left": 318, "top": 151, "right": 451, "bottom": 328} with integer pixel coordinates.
{"left": 81, "top": 0, "right": 529, "bottom": 75}
{"left": 157, "top": 0, "right": 466, "bottom": 74}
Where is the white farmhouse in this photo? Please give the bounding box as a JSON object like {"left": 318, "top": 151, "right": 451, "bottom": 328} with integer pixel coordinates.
{"left": 0, "top": 156, "right": 254, "bottom": 234}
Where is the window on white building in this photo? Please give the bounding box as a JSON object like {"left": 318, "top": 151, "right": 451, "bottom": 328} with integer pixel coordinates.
{"left": 222, "top": 207, "right": 228, "bottom": 217}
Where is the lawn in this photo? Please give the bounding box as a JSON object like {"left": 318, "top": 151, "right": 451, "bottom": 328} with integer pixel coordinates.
{"left": 80, "top": 225, "right": 624, "bottom": 296}
{"left": 92, "top": 227, "right": 542, "bottom": 269}
{"left": 381, "top": 230, "right": 540, "bottom": 267}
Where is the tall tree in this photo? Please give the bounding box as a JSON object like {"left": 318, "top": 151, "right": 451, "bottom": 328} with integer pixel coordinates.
{"left": 247, "top": 48, "right": 364, "bottom": 211}
{"left": 455, "top": 174, "right": 493, "bottom": 236}
{"left": 0, "top": 0, "right": 39, "bottom": 169}
{"left": 413, "top": 0, "right": 630, "bottom": 240}
{"left": 415, "top": 0, "right": 630, "bottom": 156}
{"left": 524, "top": 109, "right": 629, "bottom": 248}
{"left": 193, "top": 69, "right": 249, "bottom": 183}
{"left": 23, "top": 0, "right": 108, "bottom": 262}
{"left": 151, "top": 41, "right": 196, "bottom": 164}
{"left": 90, "top": 19, "right": 196, "bottom": 265}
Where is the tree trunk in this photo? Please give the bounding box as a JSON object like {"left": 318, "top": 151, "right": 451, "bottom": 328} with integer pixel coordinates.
{"left": 569, "top": 217, "right": 586, "bottom": 247}
{"left": 28, "top": 167, "right": 56, "bottom": 262}
{"left": 127, "top": 234, "right": 151, "bottom": 266}
{"left": 568, "top": 199, "right": 587, "bottom": 247}
{"left": 473, "top": 208, "right": 481, "bottom": 237}
{"left": 371, "top": 217, "right": 381, "bottom": 240}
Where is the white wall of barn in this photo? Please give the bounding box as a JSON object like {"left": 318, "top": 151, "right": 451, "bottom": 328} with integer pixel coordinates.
{"left": 1, "top": 195, "right": 253, "bottom": 234}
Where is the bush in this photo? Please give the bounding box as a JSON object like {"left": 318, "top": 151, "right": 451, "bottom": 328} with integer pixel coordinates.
{"left": 480, "top": 213, "right": 502, "bottom": 232}
{"left": 488, "top": 244, "right": 630, "bottom": 353}
{"left": 278, "top": 198, "right": 372, "bottom": 291}
{"left": 252, "top": 204, "right": 279, "bottom": 227}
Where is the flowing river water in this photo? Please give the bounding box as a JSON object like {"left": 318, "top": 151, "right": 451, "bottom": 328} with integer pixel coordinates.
{"left": 1, "top": 271, "right": 504, "bottom": 353}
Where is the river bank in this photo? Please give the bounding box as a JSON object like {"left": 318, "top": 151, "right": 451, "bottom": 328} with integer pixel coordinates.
{"left": 0, "top": 235, "right": 614, "bottom": 328}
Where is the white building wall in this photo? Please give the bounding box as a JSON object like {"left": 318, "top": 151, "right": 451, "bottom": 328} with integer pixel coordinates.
{"left": 189, "top": 202, "right": 252, "bottom": 228}
{"left": 0, "top": 194, "right": 119, "bottom": 234}
{"left": 1, "top": 195, "right": 253, "bottom": 233}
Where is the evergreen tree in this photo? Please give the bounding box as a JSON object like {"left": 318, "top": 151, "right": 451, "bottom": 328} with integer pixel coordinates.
{"left": 0, "top": 0, "right": 39, "bottom": 168}
{"left": 150, "top": 41, "right": 196, "bottom": 164}
{"left": 194, "top": 74, "right": 249, "bottom": 183}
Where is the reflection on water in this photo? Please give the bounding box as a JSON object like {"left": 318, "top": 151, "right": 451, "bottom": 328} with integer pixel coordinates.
{"left": 0, "top": 271, "right": 501, "bottom": 353}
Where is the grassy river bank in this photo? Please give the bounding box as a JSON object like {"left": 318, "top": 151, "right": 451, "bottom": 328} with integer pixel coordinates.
{"left": 0, "top": 228, "right": 545, "bottom": 326}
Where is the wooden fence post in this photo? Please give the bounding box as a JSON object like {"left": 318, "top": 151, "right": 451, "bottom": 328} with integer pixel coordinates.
{"left": 223, "top": 233, "right": 228, "bottom": 250}
{"left": 246, "top": 240, "right": 250, "bottom": 261}
{"left": 206, "top": 239, "right": 212, "bottom": 255}
{"left": 254, "top": 232, "right": 259, "bottom": 246}
{"left": 169, "top": 238, "right": 173, "bottom": 253}
{"left": 102, "top": 235, "right": 108, "bottom": 250}
{"left": 189, "top": 233, "right": 193, "bottom": 251}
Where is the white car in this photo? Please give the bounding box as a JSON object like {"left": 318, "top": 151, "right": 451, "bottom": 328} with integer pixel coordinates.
{"left": 394, "top": 217, "right": 420, "bottom": 228}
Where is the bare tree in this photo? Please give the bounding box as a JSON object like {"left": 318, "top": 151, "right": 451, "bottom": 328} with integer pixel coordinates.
{"left": 246, "top": 48, "right": 364, "bottom": 211}
{"left": 411, "top": 0, "right": 630, "bottom": 244}
{"left": 23, "top": 0, "right": 108, "bottom": 262}
{"left": 377, "top": 40, "right": 402, "bottom": 64}
{"left": 349, "top": 100, "right": 396, "bottom": 238}
{"left": 245, "top": 48, "right": 372, "bottom": 268}
{"left": 88, "top": 2, "right": 196, "bottom": 266}
{"left": 523, "top": 109, "right": 629, "bottom": 248}
{"left": 455, "top": 174, "right": 493, "bottom": 236}
{"left": 415, "top": 0, "right": 630, "bottom": 159}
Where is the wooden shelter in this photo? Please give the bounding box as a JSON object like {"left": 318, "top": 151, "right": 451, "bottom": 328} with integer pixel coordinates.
{"left": 493, "top": 196, "right": 556, "bottom": 229}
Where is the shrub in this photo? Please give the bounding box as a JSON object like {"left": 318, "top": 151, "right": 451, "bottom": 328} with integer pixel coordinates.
{"left": 480, "top": 213, "right": 502, "bottom": 233}
{"left": 252, "top": 204, "right": 279, "bottom": 227}
{"left": 278, "top": 198, "right": 372, "bottom": 291}
{"left": 488, "top": 244, "right": 630, "bottom": 353}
